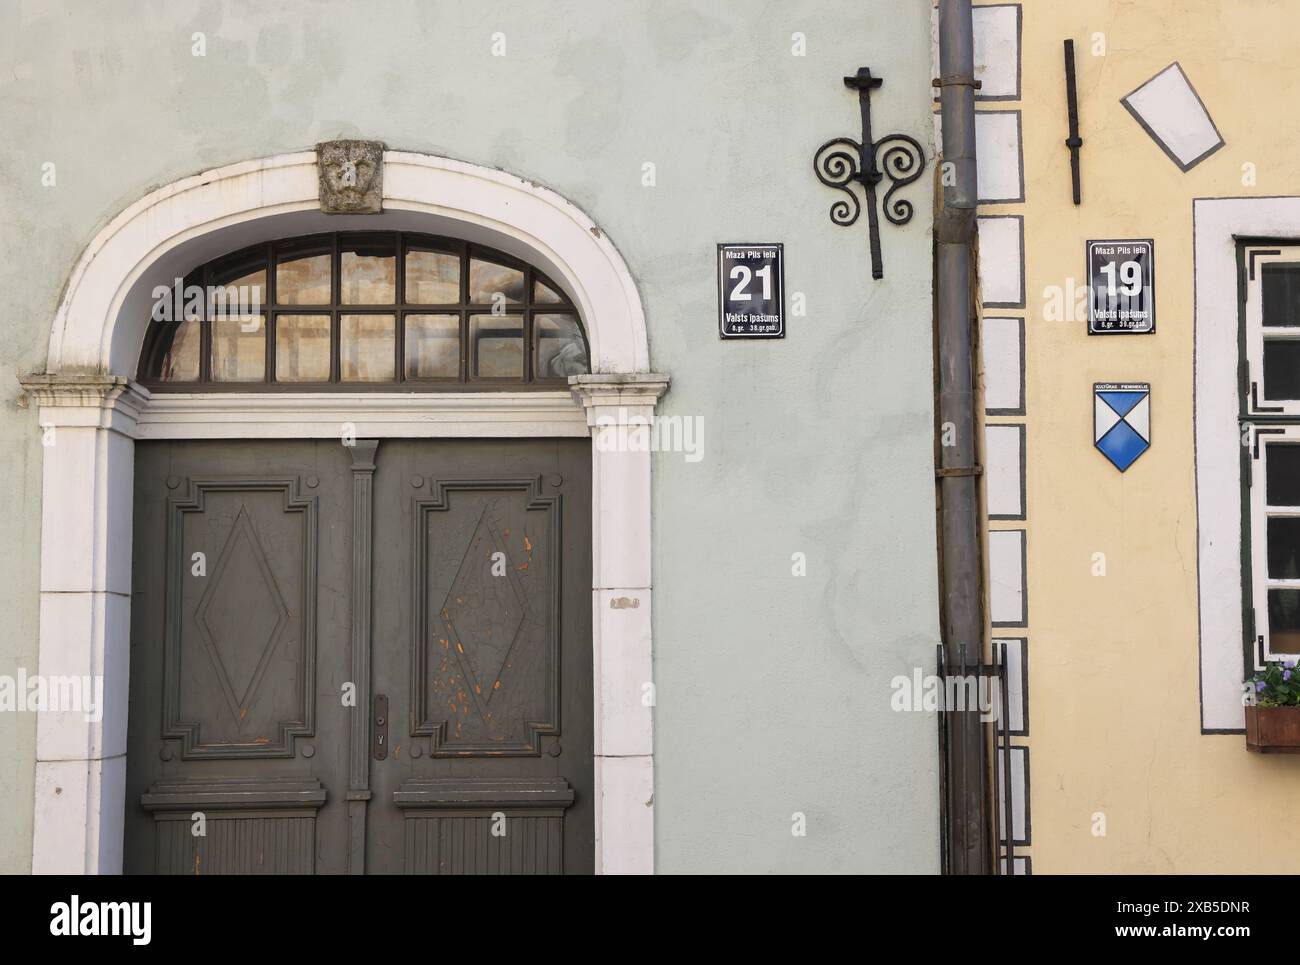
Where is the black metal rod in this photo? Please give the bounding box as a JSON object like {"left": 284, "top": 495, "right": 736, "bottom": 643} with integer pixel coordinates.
{"left": 845, "top": 67, "right": 883, "bottom": 182}
{"left": 1064, "top": 39, "right": 1083, "bottom": 205}
{"left": 990, "top": 649, "right": 1002, "bottom": 875}
{"left": 865, "top": 183, "right": 885, "bottom": 280}
{"left": 1000, "top": 641, "right": 1014, "bottom": 874}
{"left": 936, "top": 644, "right": 949, "bottom": 874}
{"left": 847, "top": 67, "right": 885, "bottom": 278}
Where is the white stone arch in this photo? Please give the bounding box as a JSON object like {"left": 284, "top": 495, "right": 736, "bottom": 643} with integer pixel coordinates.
{"left": 25, "top": 150, "right": 665, "bottom": 875}
{"left": 47, "top": 151, "right": 649, "bottom": 377}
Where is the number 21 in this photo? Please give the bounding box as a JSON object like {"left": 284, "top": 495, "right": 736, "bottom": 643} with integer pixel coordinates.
{"left": 730, "top": 264, "right": 773, "bottom": 301}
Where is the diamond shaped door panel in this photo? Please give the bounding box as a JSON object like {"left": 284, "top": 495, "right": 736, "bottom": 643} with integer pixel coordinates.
{"left": 413, "top": 479, "right": 560, "bottom": 755}
{"left": 164, "top": 480, "right": 317, "bottom": 758}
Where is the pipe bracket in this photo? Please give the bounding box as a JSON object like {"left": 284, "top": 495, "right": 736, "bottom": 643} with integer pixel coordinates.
{"left": 931, "top": 76, "right": 983, "bottom": 89}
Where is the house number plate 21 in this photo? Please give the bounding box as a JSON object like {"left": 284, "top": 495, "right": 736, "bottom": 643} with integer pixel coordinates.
{"left": 718, "top": 243, "right": 785, "bottom": 339}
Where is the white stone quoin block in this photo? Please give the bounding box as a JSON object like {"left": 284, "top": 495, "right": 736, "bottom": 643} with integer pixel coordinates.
{"left": 977, "top": 216, "right": 1024, "bottom": 307}
{"left": 984, "top": 424, "right": 1024, "bottom": 519}
{"left": 33, "top": 755, "right": 126, "bottom": 874}
{"left": 989, "top": 529, "right": 1026, "bottom": 625}
{"left": 594, "top": 589, "right": 653, "bottom": 758}
{"left": 981, "top": 316, "right": 1023, "bottom": 413}
{"left": 35, "top": 591, "right": 130, "bottom": 762}
{"left": 975, "top": 112, "right": 1023, "bottom": 203}
{"left": 595, "top": 754, "right": 654, "bottom": 875}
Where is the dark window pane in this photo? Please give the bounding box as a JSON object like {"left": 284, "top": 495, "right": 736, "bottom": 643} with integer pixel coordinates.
{"left": 340, "top": 314, "right": 395, "bottom": 381}
{"left": 535, "top": 314, "right": 588, "bottom": 378}
{"left": 154, "top": 320, "right": 200, "bottom": 381}
{"left": 210, "top": 250, "right": 263, "bottom": 285}
{"left": 1268, "top": 517, "right": 1300, "bottom": 579}
{"left": 469, "top": 314, "right": 523, "bottom": 378}
{"left": 341, "top": 237, "right": 395, "bottom": 304}
{"left": 405, "top": 314, "right": 460, "bottom": 379}
{"left": 277, "top": 243, "right": 331, "bottom": 305}
{"left": 275, "top": 315, "right": 332, "bottom": 382}
{"left": 534, "top": 279, "right": 565, "bottom": 304}
{"left": 1267, "top": 444, "right": 1300, "bottom": 506}
{"left": 1263, "top": 339, "right": 1300, "bottom": 400}
{"left": 211, "top": 316, "right": 266, "bottom": 381}
{"left": 469, "top": 259, "right": 525, "bottom": 304}
{"left": 1262, "top": 264, "right": 1300, "bottom": 327}
{"left": 406, "top": 249, "right": 460, "bottom": 304}
{"left": 1269, "top": 588, "right": 1300, "bottom": 654}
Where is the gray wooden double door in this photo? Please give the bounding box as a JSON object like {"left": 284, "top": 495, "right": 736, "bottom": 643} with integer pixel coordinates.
{"left": 124, "top": 439, "right": 593, "bottom": 874}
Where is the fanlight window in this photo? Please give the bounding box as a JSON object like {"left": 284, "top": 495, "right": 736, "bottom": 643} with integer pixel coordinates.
{"left": 138, "top": 232, "right": 590, "bottom": 389}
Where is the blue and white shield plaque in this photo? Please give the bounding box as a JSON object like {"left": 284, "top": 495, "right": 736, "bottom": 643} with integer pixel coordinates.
{"left": 1094, "top": 382, "right": 1151, "bottom": 472}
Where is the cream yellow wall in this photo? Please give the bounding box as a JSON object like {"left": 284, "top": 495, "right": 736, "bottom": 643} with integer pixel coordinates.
{"left": 1004, "top": 0, "right": 1300, "bottom": 872}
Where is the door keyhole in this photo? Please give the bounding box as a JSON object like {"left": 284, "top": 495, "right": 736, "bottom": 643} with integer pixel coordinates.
{"left": 373, "top": 694, "right": 389, "bottom": 761}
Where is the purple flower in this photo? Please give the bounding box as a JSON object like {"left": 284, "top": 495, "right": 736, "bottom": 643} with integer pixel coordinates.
{"left": 1285, "top": 670, "right": 1293, "bottom": 682}
{"left": 1256, "top": 681, "right": 1268, "bottom": 692}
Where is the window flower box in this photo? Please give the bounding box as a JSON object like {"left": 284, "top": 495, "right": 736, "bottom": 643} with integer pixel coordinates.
{"left": 1245, "top": 660, "right": 1300, "bottom": 753}
{"left": 1245, "top": 706, "right": 1300, "bottom": 753}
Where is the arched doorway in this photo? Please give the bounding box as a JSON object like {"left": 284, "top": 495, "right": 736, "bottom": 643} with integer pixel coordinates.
{"left": 128, "top": 230, "right": 596, "bottom": 873}
{"left": 23, "top": 150, "right": 665, "bottom": 874}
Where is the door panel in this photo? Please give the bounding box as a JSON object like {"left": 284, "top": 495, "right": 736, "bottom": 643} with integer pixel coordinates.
{"left": 163, "top": 480, "right": 316, "bottom": 758}
{"left": 127, "top": 441, "right": 353, "bottom": 875}
{"left": 412, "top": 476, "right": 562, "bottom": 755}
{"left": 126, "top": 437, "right": 592, "bottom": 874}
{"left": 367, "top": 440, "right": 593, "bottom": 874}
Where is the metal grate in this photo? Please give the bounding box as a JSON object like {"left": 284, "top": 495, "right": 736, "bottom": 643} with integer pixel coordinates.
{"left": 936, "top": 641, "right": 1014, "bottom": 874}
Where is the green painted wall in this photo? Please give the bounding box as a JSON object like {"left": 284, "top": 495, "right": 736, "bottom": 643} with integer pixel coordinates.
{"left": 0, "top": 0, "right": 938, "bottom": 873}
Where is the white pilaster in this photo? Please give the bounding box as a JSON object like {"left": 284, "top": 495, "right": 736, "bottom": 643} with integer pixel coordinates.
{"left": 571, "top": 373, "right": 668, "bottom": 875}
{"left": 21, "top": 376, "right": 146, "bottom": 874}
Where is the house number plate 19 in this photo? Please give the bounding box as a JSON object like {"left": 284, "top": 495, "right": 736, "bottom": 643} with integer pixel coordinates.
{"left": 718, "top": 243, "right": 785, "bottom": 339}
{"left": 1087, "top": 238, "right": 1155, "bottom": 335}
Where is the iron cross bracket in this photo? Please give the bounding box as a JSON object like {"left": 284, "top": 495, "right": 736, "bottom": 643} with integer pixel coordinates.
{"left": 813, "top": 67, "right": 926, "bottom": 280}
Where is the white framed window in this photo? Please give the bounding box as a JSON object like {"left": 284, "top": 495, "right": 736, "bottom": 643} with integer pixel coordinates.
{"left": 1245, "top": 251, "right": 1300, "bottom": 417}
{"left": 1193, "top": 204, "right": 1300, "bottom": 729}
{"left": 1244, "top": 247, "right": 1300, "bottom": 663}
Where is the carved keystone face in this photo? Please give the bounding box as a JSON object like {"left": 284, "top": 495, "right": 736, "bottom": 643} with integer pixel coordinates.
{"left": 317, "top": 140, "right": 383, "bottom": 214}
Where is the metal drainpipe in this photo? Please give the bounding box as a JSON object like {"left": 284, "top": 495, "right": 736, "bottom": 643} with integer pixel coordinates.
{"left": 935, "top": 0, "right": 989, "bottom": 874}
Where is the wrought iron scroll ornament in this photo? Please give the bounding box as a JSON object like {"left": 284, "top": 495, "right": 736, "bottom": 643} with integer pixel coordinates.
{"left": 813, "top": 67, "right": 926, "bottom": 280}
